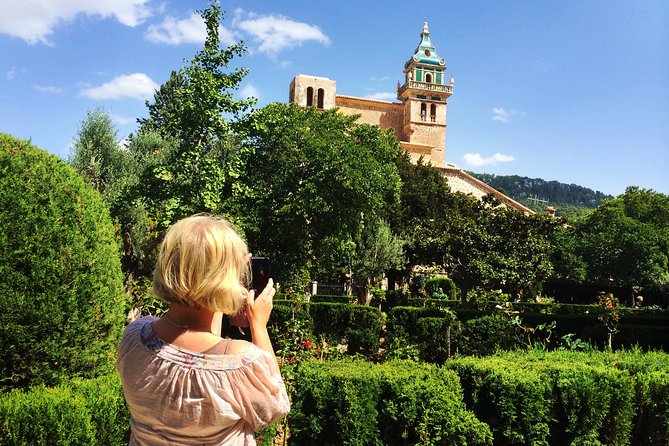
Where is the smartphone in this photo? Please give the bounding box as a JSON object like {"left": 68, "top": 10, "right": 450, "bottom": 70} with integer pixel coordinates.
{"left": 226, "top": 256, "right": 270, "bottom": 333}
{"left": 251, "top": 256, "right": 270, "bottom": 296}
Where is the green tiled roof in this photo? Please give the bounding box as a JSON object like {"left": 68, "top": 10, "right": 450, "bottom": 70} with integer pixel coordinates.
{"left": 405, "top": 21, "right": 445, "bottom": 68}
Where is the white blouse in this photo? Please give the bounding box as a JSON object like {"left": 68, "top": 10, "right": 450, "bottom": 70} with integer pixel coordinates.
{"left": 116, "top": 317, "right": 290, "bottom": 445}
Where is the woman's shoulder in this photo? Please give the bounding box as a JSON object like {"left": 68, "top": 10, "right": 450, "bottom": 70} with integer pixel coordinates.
{"left": 226, "top": 339, "right": 255, "bottom": 356}
{"left": 122, "top": 315, "right": 157, "bottom": 336}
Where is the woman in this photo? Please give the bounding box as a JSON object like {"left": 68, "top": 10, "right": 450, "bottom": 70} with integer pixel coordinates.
{"left": 116, "top": 215, "right": 290, "bottom": 445}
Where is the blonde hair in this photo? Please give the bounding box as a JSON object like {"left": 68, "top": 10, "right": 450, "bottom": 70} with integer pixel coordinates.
{"left": 151, "top": 215, "right": 250, "bottom": 314}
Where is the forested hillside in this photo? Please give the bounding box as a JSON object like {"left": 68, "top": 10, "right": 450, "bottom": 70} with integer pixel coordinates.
{"left": 469, "top": 172, "right": 613, "bottom": 217}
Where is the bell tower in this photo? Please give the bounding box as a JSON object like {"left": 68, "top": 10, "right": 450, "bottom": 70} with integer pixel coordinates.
{"left": 397, "top": 21, "right": 453, "bottom": 166}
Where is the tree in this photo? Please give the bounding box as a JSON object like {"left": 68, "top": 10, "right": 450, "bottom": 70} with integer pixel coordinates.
{"left": 238, "top": 103, "right": 402, "bottom": 291}
{"left": 91, "top": 1, "right": 256, "bottom": 295}
{"left": 389, "top": 153, "right": 478, "bottom": 280}
{"left": 69, "top": 108, "right": 129, "bottom": 198}
{"left": 135, "top": 1, "right": 254, "bottom": 231}
{"left": 448, "top": 202, "right": 559, "bottom": 306}
{"left": 567, "top": 190, "right": 669, "bottom": 303}
{"left": 138, "top": 1, "right": 254, "bottom": 148}
{"left": 347, "top": 219, "right": 405, "bottom": 304}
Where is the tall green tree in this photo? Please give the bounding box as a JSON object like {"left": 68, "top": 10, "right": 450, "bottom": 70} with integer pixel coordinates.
{"left": 70, "top": 1, "right": 255, "bottom": 296}
{"left": 69, "top": 108, "right": 129, "bottom": 198}
{"left": 347, "top": 219, "right": 405, "bottom": 304}
{"left": 238, "top": 103, "right": 402, "bottom": 291}
{"left": 448, "top": 201, "right": 559, "bottom": 305}
{"left": 389, "top": 153, "right": 478, "bottom": 278}
{"left": 138, "top": 1, "right": 254, "bottom": 148}
{"left": 559, "top": 188, "right": 669, "bottom": 303}
{"left": 135, "top": 1, "right": 254, "bottom": 231}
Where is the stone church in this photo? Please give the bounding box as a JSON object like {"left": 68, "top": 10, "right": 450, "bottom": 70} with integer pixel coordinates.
{"left": 289, "top": 22, "right": 531, "bottom": 213}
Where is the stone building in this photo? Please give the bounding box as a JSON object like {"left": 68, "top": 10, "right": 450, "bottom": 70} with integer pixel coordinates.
{"left": 289, "top": 22, "right": 531, "bottom": 213}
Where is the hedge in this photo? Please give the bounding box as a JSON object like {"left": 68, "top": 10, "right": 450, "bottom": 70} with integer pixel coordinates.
{"left": 446, "top": 349, "right": 669, "bottom": 446}
{"left": 290, "top": 358, "right": 493, "bottom": 445}
{"left": 385, "top": 306, "right": 455, "bottom": 361}
{"left": 309, "top": 302, "right": 383, "bottom": 355}
{"left": 0, "top": 374, "right": 128, "bottom": 445}
{"left": 424, "top": 276, "right": 458, "bottom": 300}
{"left": 0, "top": 134, "right": 126, "bottom": 391}
{"left": 3, "top": 350, "right": 668, "bottom": 445}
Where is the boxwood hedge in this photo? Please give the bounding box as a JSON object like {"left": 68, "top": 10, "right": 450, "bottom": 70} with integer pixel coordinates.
{"left": 0, "top": 134, "right": 126, "bottom": 391}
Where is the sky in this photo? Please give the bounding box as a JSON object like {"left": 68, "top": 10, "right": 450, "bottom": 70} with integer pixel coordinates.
{"left": 1, "top": 0, "right": 667, "bottom": 197}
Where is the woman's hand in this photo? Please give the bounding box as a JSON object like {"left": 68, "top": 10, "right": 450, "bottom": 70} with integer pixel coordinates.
{"left": 245, "top": 279, "right": 279, "bottom": 366}
{"left": 246, "top": 278, "right": 276, "bottom": 330}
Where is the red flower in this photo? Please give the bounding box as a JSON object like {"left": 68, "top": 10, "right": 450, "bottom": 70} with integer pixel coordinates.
{"left": 300, "top": 341, "right": 313, "bottom": 349}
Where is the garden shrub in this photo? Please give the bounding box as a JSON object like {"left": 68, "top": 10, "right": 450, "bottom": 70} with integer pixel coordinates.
{"left": 0, "top": 374, "right": 129, "bottom": 446}
{"left": 69, "top": 374, "right": 130, "bottom": 446}
{"left": 310, "top": 303, "right": 383, "bottom": 356}
{"left": 290, "top": 358, "right": 492, "bottom": 445}
{"left": 0, "top": 385, "right": 95, "bottom": 445}
{"left": 415, "top": 317, "right": 451, "bottom": 363}
{"left": 451, "top": 313, "right": 525, "bottom": 356}
{"left": 446, "top": 357, "right": 552, "bottom": 445}
{"left": 547, "top": 362, "right": 633, "bottom": 446}
{"left": 406, "top": 297, "right": 460, "bottom": 308}
{"left": 632, "top": 371, "right": 669, "bottom": 446}
{"left": 447, "top": 350, "right": 647, "bottom": 445}
{"left": 385, "top": 306, "right": 455, "bottom": 362}
{"left": 384, "top": 289, "right": 409, "bottom": 310}
{"left": 310, "top": 294, "right": 353, "bottom": 304}
{"left": 425, "top": 276, "right": 458, "bottom": 300}
{"left": 0, "top": 134, "right": 126, "bottom": 390}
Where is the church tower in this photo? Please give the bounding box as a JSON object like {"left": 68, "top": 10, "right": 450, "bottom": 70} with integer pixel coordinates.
{"left": 397, "top": 21, "right": 453, "bottom": 166}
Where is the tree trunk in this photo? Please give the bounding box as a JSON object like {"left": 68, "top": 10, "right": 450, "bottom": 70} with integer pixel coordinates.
{"left": 446, "top": 325, "right": 451, "bottom": 359}
{"left": 607, "top": 332, "right": 613, "bottom": 351}
{"left": 353, "top": 279, "right": 371, "bottom": 305}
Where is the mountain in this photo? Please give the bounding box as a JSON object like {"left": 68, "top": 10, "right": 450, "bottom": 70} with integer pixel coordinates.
{"left": 467, "top": 172, "right": 614, "bottom": 217}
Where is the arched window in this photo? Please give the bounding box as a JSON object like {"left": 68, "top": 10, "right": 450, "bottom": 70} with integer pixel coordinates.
{"left": 425, "top": 73, "right": 432, "bottom": 83}
{"left": 430, "top": 104, "right": 437, "bottom": 122}
{"left": 306, "top": 87, "right": 314, "bottom": 106}
{"left": 420, "top": 103, "right": 427, "bottom": 121}
{"left": 317, "top": 88, "right": 325, "bottom": 109}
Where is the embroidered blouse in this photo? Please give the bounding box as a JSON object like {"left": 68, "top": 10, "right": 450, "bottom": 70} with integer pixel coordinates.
{"left": 116, "top": 316, "right": 290, "bottom": 445}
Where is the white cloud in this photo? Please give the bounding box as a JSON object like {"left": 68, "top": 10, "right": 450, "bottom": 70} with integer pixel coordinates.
{"left": 0, "top": 0, "right": 152, "bottom": 45}
{"left": 492, "top": 107, "right": 510, "bottom": 123}
{"left": 145, "top": 12, "right": 208, "bottom": 45}
{"left": 365, "top": 92, "right": 396, "bottom": 101}
{"left": 235, "top": 12, "right": 330, "bottom": 55}
{"left": 6, "top": 67, "right": 17, "bottom": 80}
{"left": 239, "top": 84, "right": 259, "bottom": 100}
{"left": 80, "top": 73, "right": 158, "bottom": 100}
{"left": 33, "top": 85, "right": 65, "bottom": 94}
{"left": 463, "top": 152, "right": 515, "bottom": 167}
{"left": 492, "top": 107, "right": 525, "bottom": 123}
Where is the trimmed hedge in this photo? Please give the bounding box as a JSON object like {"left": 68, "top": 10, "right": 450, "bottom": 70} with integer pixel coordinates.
{"left": 290, "top": 358, "right": 493, "bottom": 445}
{"left": 310, "top": 302, "right": 383, "bottom": 355}
{"left": 425, "top": 276, "right": 458, "bottom": 300}
{"left": 309, "top": 294, "right": 354, "bottom": 304}
{"left": 0, "top": 134, "right": 126, "bottom": 391}
{"left": 385, "top": 306, "right": 456, "bottom": 363}
{"left": 446, "top": 349, "right": 669, "bottom": 446}
{"left": 0, "top": 374, "right": 129, "bottom": 445}
{"left": 3, "top": 350, "right": 668, "bottom": 445}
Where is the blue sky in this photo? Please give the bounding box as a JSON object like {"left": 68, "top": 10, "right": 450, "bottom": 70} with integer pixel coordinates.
{"left": 1, "top": 0, "right": 667, "bottom": 197}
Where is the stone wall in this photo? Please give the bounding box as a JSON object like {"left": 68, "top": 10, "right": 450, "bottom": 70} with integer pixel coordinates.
{"left": 335, "top": 95, "right": 404, "bottom": 139}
